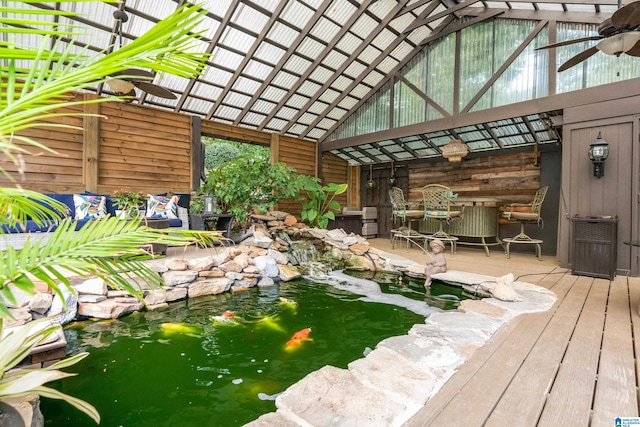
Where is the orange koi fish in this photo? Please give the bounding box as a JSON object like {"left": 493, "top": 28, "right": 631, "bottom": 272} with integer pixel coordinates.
{"left": 285, "top": 327, "right": 312, "bottom": 351}
{"left": 222, "top": 310, "right": 235, "bottom": 318}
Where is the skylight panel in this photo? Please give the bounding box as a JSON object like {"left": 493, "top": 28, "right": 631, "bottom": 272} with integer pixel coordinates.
{"left": 233, "top": 76, "right": 262, "bottom": 95}
{"left": 267, "top": 21, "right": 300, "bottom": 46}
{"left": 201, "top": 67, "right": 232, "bottom": 86}
{"left": 262, "top": 86, "right": 287, "bottom": 102}
{"left": 211, "top": 47, "right": 244, "bottom": 70}
{"left": 283, "top": 54, "right": 313, "bottom": 75}
{"left": 322, "top": 50, "right": 349, "bottom": 69}
{"left": 318, "top": 88, "right": 341, "bottom": 103}
{"left": 370, "top": 0, "right": 396, "bottom": 20}
{"left": 332, "top": 75, "right": 353, "bottom": 92}
{"left": 362, "top": 70, "right": 384, "bottom": 86}
{"left": 325, "top": 0, "right": 358, "bottom": 26}
{"left": 205, "top": 0, "right": 235, "bottom": 18}
{"left": 359, "top": 45, "right": 383, "bottom": 63}
{"left": 372, "top": 28, "right": 396, "bottom": 52}
{"left": 308, "top": 65, "right": 334, "bottom": 84}
{"left": 250, "top": 0, "right": 281, "bottom": 12}
{"left": 129, "top": 0, "right": 176, "bottom": 21}
{"left": 244, "top": 59, "right": 274, "bottom": 80}
{"left": 224, "top": 91, "right": 252, "bottom": 108}
{"left": 232, "top": 4, "right": 270, "bottom": 31}
{"left": 297, "top": 38, "right": 327, "bottom": 59}
{"left": 338, "top": 96, "right": 359, "bottom": 110}
{"left": 308, "top": 101, "right": 330, "bottom": 115}
{"left": 215, "top": 105, "right": 242, "bottom": 121}
{"left": 351, "top": 14, "right": 379, "bottom": 39}
{"left": 307, "top": 128, "right": 326, "bottom": 140}
{"left": 310, "top": 17, "right": 341, "bottom": 42}
{"left": 281, "top": 0, "right": 315, "bottom": 29}
{"left": 288, "top": 123, "right": 308, "bottom": 135}
{"left": 252, "top": 99, "right": 277, "bottom": 114}
{"left": 242, "top": 112, "right": 267, "bottom": 126}
{"left": 377, "top": 56, "right": 399, "bottom": 74}
{"left": 299, "top": 80, "right": 323, "bottom": 96}
{"left": 70, "top": 1, "right": 114, "bottom": 26}
{"left": 193, "top": 15, "right": 221, "bottom": 39}
{"left": 408, "top": 26, "right": 433, "bottom": 45}
{"left": 221, "top": 26, "right": 256, "bottom": 54}
{"left": 298, "top": 112, "right": 318, "bottom": 125}
{"left": 183, "top": 97, "right": 215, "bottom": 113}
{"left": 286, "top": 94, "right": 310, "bottom": 109}
{"left": 336, "top": 32, "right": 362, "bottom": 55}
{"left": 344, "top": 62, "right": 368, "bottom": 79}
{"left": 389, "top": 13, "right": 415, "bottom": 33}
{"left": 192, "top": 82, "right": 223, "bottom": 101}
{"left": 391, "top": 41, "right": 415, "bottom": 62}
{"left": 278, "top": 106, "right": 299, "bottom": 120}
{"left": 253, "top": 42, "right": 285, "bottom": 66}
{"left": 266, "top": 117, "right": 288, "bottom": 129}
{"left": 272, "top": 70, "right": 298, "bottom": 89}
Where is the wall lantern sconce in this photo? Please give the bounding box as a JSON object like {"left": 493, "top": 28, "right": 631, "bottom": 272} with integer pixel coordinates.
{"left": 588, "top": 132, "right": 609, "bottom": 179}
{"left": 366, "top": 163, "right": 375, "bottom": 189}
{"left": 203, "top": 195, "right": 217, "bottom": 214}
{"left": 388, "top": 160, "right": 396, "bottom": 186}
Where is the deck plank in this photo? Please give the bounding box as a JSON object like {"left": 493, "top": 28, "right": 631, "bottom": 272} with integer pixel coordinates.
{"left": 592, "top": 276, "right": 637, "bottom": 423}
{"left": 536, "top": 276, "right": 609, "bottom": 426}
{"left": 483, "top": 275, "right": 594, "bottom": 426}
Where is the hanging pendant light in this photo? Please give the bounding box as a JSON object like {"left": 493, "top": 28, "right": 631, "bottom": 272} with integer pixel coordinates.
{"left": 441, "top": 139, "right": 468, "bottom": 162}
{"left": 388, "top": 160, "right": 396, "bottom": 185}
{"left": 366, "top": 163, "right": 375, "bottom": 188}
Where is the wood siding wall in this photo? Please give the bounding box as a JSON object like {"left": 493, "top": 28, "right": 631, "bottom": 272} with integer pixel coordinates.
{"left": 321, "top": 152, "right": 349, "bottom": 211}
{"left": 277, "top": 135, "right": 317, "bottom": 218}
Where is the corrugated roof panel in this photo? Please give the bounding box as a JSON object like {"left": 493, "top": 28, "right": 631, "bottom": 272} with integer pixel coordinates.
{"left": 501, "top": 135, "right": 529, "bottom": 145}
{"left": 308, "top": 101, "right": 330, "bottom": 115}
{"left": 183, "top": 97, "right": 215, "bottom": 113}
{"left": 336, "top": 32, "right": 362, "bottom": 56}
{"left": 281, "top": 0, "right": 315, "bottom": 29}
{"left": 565, "top": 4, "right": 597, "bottom": 12}
{"left": 343, "top": 61, "right": 368, "bottom": 79}
{"left": 318, "top": 88, "right": 341, "bottom": 103}
{"left": 510, "top": 3, "right": 535, "bottom": 11}
{"left": 351, "top": 13, "right": 379, "bottom": 39}
{"left": 193, "top": 16, "right": 221, "bottom": 40}
{"left": 267, "top": 21, "right": 300, "bottom": 46}
{"left": 288, "top": 123, "right": 308, "bottom": 134}
{"left": 308, "top": 65, "right": 334, "bottom": 84}
{"left": 377, "top": 56, "right": 399, "bottom": 74}
{"left": 371, "top": 28, "right": 396, "bottom": 52}
{"left": 351, "top": 83, "right": 371, "bottom": 98}
{"left": 467, "top": 140, "right": 496, "bottom": 150}
{"left": 537, "top": 3, "right": 564, "bottom": 11}
{"left": 358, "top": 45, "right": 382, "bottom": 64}
{"left": 272, "top": 71, "right": 298, "bottom": 89}
{"left": 390, "top": 41, "right": 416, "bottom": 62}
{"left": 68, "top": 1, "right": 113, "bottom": 26}
{"left": 232, "top": 3, "right": 270, "bottom": 30}
{"left": 211, "top": 47, "right": 244, "bottom": 70}
{"left": 389, "top": 12, "right": 415, "bottom": 33}
{"left": 262, "top": 86, "right": 288, "bottom": 102}
{"left": 427, "top": 16, "right": 448, "bottom": 31}
{"left": 298, "top": 112, "right": 318, "bottom": 125}
{"left": 394, "top": 151, "right": 414, "bottom": 160}
{"left": 276, "top": 105, "right": 299, "bottom": 120}
{"left": 362, "top": 70, "right": 384, "bottom": 86}
{"left": 483, "top": 2, "right": 509, "bottom": 9}
{"left": 370, "top": 0, "right": 397, "bottom": 20}
{"left": 285, "top": 94, "right": 310, "bottom": 109}
{"left": 250, "top": 0, "right": 281, "bottom": 12}
{"left": 298, "top": 80, "right": 323, "bottom": 96}
{"left": 406, "top": 140, "right": 429, "bottom": 150}
{"left": 156, "top": 74, "right": 189, "bottom": 91}
{"left": 221, "top": 26, "right": 256, "bottom": 54}
{"left": 322, "top": 50, "right": 349, "bottom": 70}
{"left": 332, "top": 75, "right": 353, "bottom": 91}
{"left": 297, "top": 37, "right": 326, "bottom": 59}
{"left": 253, "top": 42, "right": 286, "bottom": 65}
{"left": 283, "top": 54, "right": 313, "bottom": 75}
{"left": 129, "top": 0, "right": 177, "bottom": 21}
{"left": 202, "top": 67, "right": 233, "bottom": 86}
{"left": 337, "top": 96, "right": 359, "bottom": 110}
{"left": 265, "top": 117, "right": 288, "bottom": 129}
{"left": 193, "top": 82, "right": 223, "bottom": 101}
{"left": 415, "top": 147, "right": 439, "bottom": 157}
{"left": 204, "top": 0, "right": 235, "bottom": 18}
{"left": 310, "top": 17, "right": 341, "bottom": 42}
{"left": 215, "top": 105, "right": 242, "bottom": 121}
{"left": 325, "top": 0, "right": 358, "bottom": 26}
{"left": 244, "top": 60, "right": 274, "bottom": 80}
{"left": 307, "top": 128, "right": 326, "bottom": 140}
{"left": 224, "top": 91, "right": 252, "bottom": 108}
{"left": 408, "top": 27, "right": 433, "bottom": 45}
{"left": 325, "top": 107, "right": 345, "bottom": 119}
{"left": 241, "top": 112, "right": 267, "bottom": 125}
{"left": 252, "top": 99, "right": 277, "bottom": 114}
{"left": 233, "top": 76, "right": 262, "bottom": 95}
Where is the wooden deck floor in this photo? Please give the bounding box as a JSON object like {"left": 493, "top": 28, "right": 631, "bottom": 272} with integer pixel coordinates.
{"left": 366, "top": 238, "right": 640, "bottom": 427}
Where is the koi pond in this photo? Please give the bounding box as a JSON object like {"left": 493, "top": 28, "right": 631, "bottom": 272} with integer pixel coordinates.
{"left": 42, "top": 271, "right": 476, "bottom": 427}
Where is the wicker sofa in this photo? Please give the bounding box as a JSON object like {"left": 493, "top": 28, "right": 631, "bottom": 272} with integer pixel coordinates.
{"left": 0, "top": 192, "right": 189, "bottom": 250}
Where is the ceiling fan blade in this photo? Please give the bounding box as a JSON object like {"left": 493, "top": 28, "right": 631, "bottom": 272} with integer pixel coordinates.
{"left": 536, "top": 36, "right": 603, "bottom": 50}
{"left": 624, "top": 38, "right": 640, "bottom": 55}
{"left": 106, "top": 78, "right": 135, "bottom": 94}
{"left": 134, "top": 81, "right": 177, "bottom": 99}
{"left": 612, "top": 1, "right": 640, "bottom": 29}
{"left": 557, "top": 46, "right": 599, "bottom": 72}
{"left": 116, "top": 68, "right": 156, "bottom": 82}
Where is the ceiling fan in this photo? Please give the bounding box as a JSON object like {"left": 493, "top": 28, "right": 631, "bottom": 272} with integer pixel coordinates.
{"left": 537, "top": 0, "right": 640, "bottom": 72}
{"left": 105, "top": 2, "right": 177, "bottom": 100}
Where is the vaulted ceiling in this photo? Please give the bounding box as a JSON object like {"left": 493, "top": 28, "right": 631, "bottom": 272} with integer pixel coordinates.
{"left": 16, "top": 1, "right": 627, "bottom": 164}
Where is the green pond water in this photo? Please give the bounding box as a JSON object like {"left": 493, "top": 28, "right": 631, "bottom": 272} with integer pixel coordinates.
{"left": 42, "top": 271, "right": 474, "bottom": 427}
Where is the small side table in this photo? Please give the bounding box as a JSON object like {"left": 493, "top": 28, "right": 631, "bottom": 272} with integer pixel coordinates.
{"left": 140, "top": 217, "right": 170, "bottom": 255}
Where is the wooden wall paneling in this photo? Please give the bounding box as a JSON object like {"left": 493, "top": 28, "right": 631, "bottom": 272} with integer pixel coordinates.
{"left": 321, "top": 152, "right": 349, "bottom": 211}
{"left": 98, "top": 102, "right": 192, "bottom": 194}
{"left": 84, "top": 94, "right": 100, "bottom": 193}
{"left": 276, "top": 135, "right": 317, "bottom": 218}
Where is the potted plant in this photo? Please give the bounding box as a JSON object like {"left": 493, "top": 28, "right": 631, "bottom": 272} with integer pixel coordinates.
{"left": 188, "top": 196, "right": 206, "bottom": 230}
{"left": 112, "top": 189, "right": 146, "bottom": 219}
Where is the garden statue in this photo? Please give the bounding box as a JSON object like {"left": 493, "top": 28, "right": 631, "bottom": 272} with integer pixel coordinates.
{"left": 424, "top": 238, "right": 447, "bottom": 288}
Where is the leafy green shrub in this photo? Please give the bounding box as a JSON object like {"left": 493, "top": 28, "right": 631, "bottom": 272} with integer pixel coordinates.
{"left": 300, "top": 178, "right": 348, "bottom": 229}
{"left": 199, "top": 156, "right": 304, "bottom": 229}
